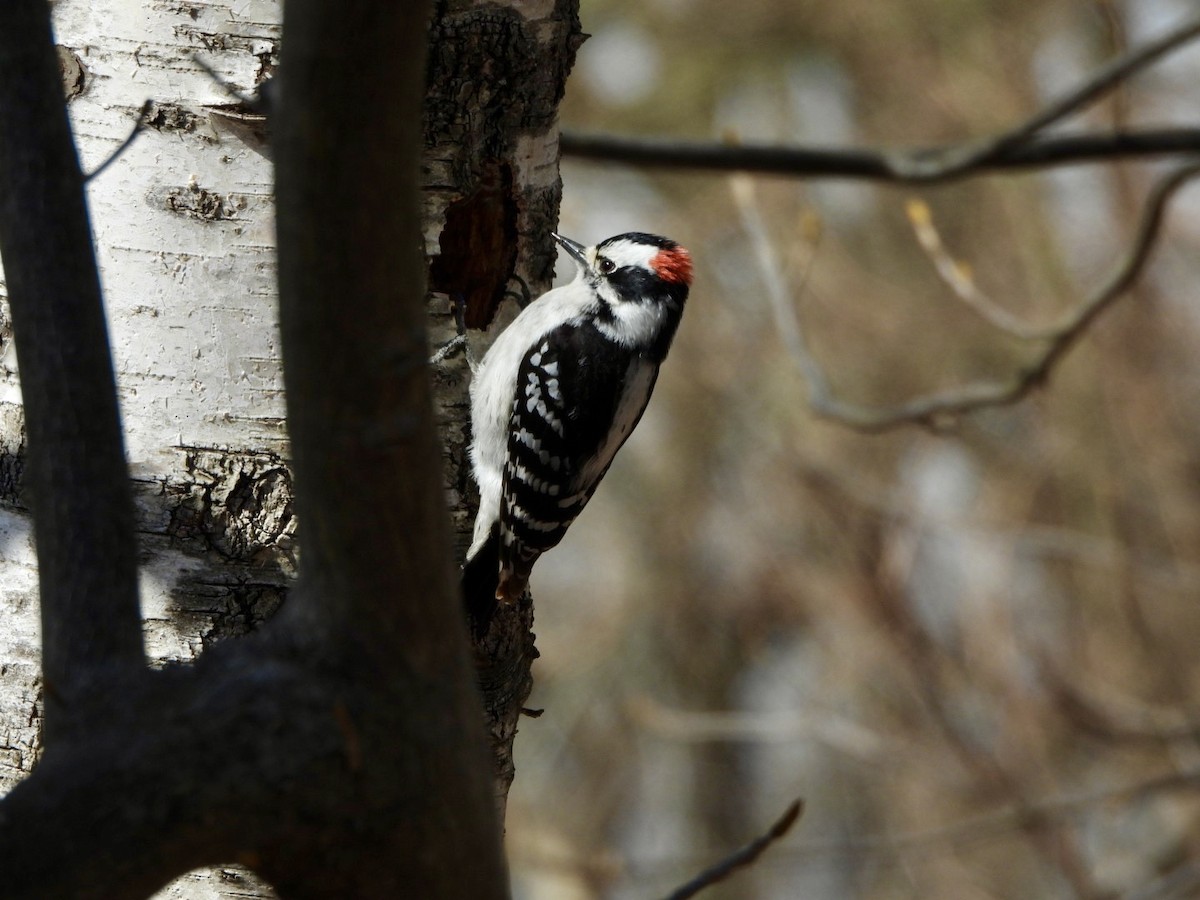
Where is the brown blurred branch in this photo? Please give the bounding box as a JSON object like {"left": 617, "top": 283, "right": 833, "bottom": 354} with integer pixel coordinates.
{"left": 564, "top": 19, "right": 1200, "bottom": 181}
{"left": 905, "top": 199, "right": 1064, "bottom": 340}
{"left": 663, "top": 799, "right": 804, "bottom": 900}
{"left": 799, "top": 461, "right": 1200, "bottom": 593}
{"left": 1043, "top": 664, "right": 1200, "bottom": 743}
{"left": 735, "top": 163, "right": 1200, "bottom": 432}
{"left": 627, "top": 694, "right": 889, "bottom": 754}
{"left": 830, "top": 767, "right": 1200, "bottom": 859}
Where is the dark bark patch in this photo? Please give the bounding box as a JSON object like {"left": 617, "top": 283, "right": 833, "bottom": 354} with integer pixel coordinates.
{"left": 55, "top": 47, "right": 86, "bottom": 101}
{"left": 171, "top": 578, "right": 286, "bottom": 645}
{"left": 428, "top": 159, "right": 519, "bottom": 330}
{"left": 145, "top": 101, "right": 213, "bottom": 138}
{"left": 162, "top": 447, "right": 296, "bottom": 567}
{"left": 159, "top": 180, "right": 248, "bottom": 221}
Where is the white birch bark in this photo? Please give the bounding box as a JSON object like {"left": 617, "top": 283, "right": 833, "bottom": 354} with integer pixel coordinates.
{"left": 2, "top": 1, "right": 285, "bottom": 896}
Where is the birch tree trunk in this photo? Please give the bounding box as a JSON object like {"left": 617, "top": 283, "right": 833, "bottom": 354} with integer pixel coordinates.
{"left": 424, "top": 0, "right": 583, "bottom": 810}
{"left": 0, "top": 0, "right": 579, "bottom": 895}
{"left": 3, "top": 3, "right": 287, "bottom": 893}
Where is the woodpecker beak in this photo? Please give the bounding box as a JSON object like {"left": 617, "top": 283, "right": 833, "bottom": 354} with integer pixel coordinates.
{"left": 552, "top": 233, "right": 590, "bottom": 273}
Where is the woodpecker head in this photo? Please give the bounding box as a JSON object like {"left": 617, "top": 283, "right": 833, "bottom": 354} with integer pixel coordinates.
{"left": 553, "top": 231, "right": 692, "bottom": 356}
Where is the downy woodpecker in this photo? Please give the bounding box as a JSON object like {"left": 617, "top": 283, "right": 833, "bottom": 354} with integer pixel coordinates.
{"left": 462, "top": 231, "right": 693, "bottom": 612}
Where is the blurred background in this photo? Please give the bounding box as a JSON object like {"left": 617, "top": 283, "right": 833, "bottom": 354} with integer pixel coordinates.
{"left": 503, "top": 0, "right": 1200, "bottom": 897}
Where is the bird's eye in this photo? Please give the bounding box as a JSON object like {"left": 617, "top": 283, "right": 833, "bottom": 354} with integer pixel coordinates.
{"left": 597, "top": 257, "right": 616, "bottom": 275}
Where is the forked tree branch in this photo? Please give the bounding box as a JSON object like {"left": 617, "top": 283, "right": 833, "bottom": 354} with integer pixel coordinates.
{"left": 0, "top": 0, "right": 143, "bottom": 736}
{"left": 734, "top": 164, "right": 1200, "bottom": 431}
{"left": 570, "top": 18, "right": 1200, "bottom": 433}
{"left": 563, "top": 19, "right": 1200, "bottom": 181}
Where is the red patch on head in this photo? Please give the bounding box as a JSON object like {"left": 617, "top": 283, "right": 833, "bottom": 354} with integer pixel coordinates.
{"left": 652, "top": 246, "right": 693, "bottom": 286}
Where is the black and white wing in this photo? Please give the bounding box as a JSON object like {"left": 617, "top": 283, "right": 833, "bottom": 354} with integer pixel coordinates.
{"left": 496, "top": 320, "right": 659, "bottom": 602}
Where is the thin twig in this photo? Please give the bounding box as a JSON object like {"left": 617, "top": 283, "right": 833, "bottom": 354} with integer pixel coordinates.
{"left": 564, "top": 19, "right": 1200, "bottom": 182}
{"left": 84, "top": 99, "right": 152, "bottom": 182}
{"left": 662, "top": 799, "right": 804, "bottom": 900}
{"left": 729, "top": 176, "right": 825, "bottom": 390}
{"left": 905, "top": 198, "right": 1062, "bottom": 339}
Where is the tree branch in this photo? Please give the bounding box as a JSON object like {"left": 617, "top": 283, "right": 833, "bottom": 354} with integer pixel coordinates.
{"left": 0, "top": 0, "right": 143, "bottom": 734}
{"left": 562, "top": 127, "right": 1200, "bottom": 181}
{"left": 563, "top": 19, "right": 1200, "bottom": 181}
{"left": 274, "top": 2, "right": 467, "bottom": 651}
{"left": 905, "top": 199, "right": 1064, "bottom": 340}
{"left": 0, "top": 657, "right": 348, "bottom": 899}
{"left": 663, "top": 800, "right": 804, "bottom": 900}
{"left": 734, "top": 163, "right": 1200, "bottom": 431}
{"left": 272, "top": 0, "right": 507, "bottom": 890}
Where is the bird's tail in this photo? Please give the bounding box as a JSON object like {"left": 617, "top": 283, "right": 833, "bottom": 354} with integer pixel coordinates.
{"left": 461, "top": 525, "right": 501, "bottom": 636}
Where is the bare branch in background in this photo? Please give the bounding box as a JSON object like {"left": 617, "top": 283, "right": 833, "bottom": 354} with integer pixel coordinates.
{"left": 663, "top": 799, "right": 804, "bottom": 900}
{"left": 564, "top": 128, "right": 1200, "bottom": 181}
{"left": 733, "top": 164, "right": 1200, "bottom": 431}
{"left": 920, "top": 14, "right": 1200, "bottom": 178}
{"left": 564, "top": 19, "right": 1200, "bottom": 181}
{"left": 904, "top": 199, "right": 1063, "bottom": 340}
{"left": 583, "top": 18, "right": 1200, "bottom": 434}
{"left": 1042, "top": 664, "right": 1200, "bottom": 744}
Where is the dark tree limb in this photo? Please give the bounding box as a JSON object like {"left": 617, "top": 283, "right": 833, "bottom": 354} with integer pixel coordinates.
{"left": 260, "top": 0, "right": 508, "bottom": 891}
{"left": 0, "top": 657, "right": 350, "bottom": 898}
{"left": 563, "top": 127, "right": 1200, "bottom": 182}
{"left": 274, "top": 0, "right": 469, "bottom": 653}
{"left": 563, "top": 18, "right": 1200, "bottom": 181}
{"left": 0, "top": 0, "right": 143, "bottom": 738}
